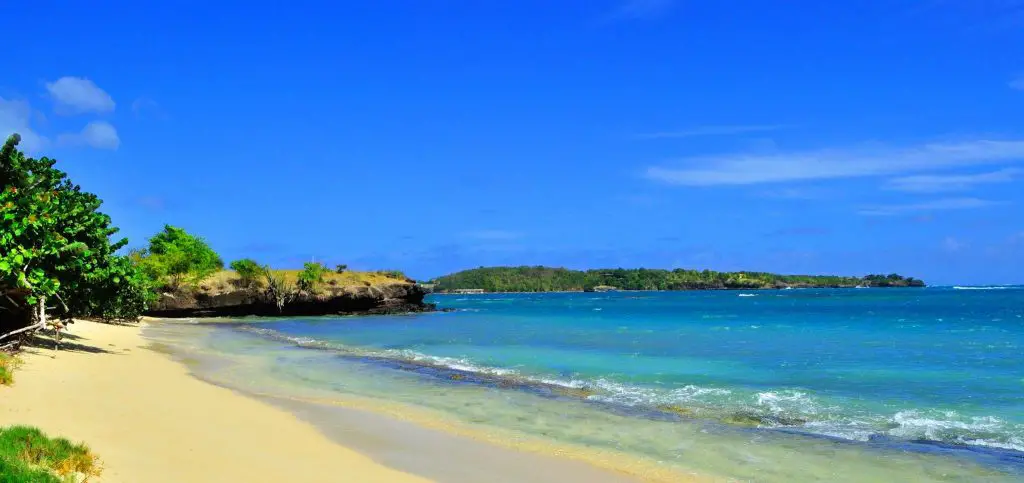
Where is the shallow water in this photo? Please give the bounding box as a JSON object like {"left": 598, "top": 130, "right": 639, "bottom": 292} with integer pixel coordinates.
{"left": 146, "top": 287, "right": 1024, "bottom": 481}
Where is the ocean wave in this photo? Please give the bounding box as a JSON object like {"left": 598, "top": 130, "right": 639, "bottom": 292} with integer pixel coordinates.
{"left": 234, "top": 324, "right": 1024, "bottom": 454}
{"left": 738, "top": 293, "right": 758, "bottom": 297}
{"left": 953, "top": 286, "right": 1011, "bottom": 290}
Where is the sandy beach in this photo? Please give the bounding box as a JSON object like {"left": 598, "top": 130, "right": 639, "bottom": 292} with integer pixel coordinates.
{"left": 0, "top": 320, "right": 674, "bottom": 483}
{"left": 0, "top": 320, "right": 429, "bottom": 482}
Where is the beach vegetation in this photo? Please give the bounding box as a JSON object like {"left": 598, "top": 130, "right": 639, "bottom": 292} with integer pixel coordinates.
{"left": 433, "top": 266, "right": 926, "bottom": 292}
{"left": 296, "top": 262, "right": 329, "bottom": 295}
{"left": 132, "top": 225, "right": 223, "bottom": 291}
{"left": 334, "top": 264, "right": 348, "bottom": 274}
{"left": 0, "top": 425, "right": 101, "bottom": 482}
{"left": 262, "top": 267, "right": 293, "bottom": 312}
{"left": 228, "top": 258, "right": 263, "bottom": 289}
{"left": 1, "top": 133, "right": 148, "bottom": 339}
{"left": 0, "top": 353, "right": 20, "bottom": 385}
{"left": 376, "top": 269, "right": 408, "bottom": 281}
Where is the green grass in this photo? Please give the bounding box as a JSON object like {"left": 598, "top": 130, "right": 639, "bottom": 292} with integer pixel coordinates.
{"left": 0, "top": 426, "right": 101, "bottom": 482}
{"left": 199, "top": 269, "right": 410, "bottom": 294}
{"left": 0, "top": 353, "right": 19, "bottom": 386}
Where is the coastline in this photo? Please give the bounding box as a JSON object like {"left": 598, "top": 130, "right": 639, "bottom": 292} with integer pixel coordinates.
{"left": 0, "top": 320, "right": 428, "bottom": 482}
{"left": 145, "top": 320, "right": 708, "bottom": 483}
{"left": 0, "top": 319, "right": 700, "bottom": 482}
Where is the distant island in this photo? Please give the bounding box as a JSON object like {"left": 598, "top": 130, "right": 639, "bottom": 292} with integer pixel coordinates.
{"left": 431, "top": 266, "right": 925, "bottom": 293}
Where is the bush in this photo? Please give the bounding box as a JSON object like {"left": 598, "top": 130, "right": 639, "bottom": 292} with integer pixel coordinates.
{"left": 262, "top": 267, "right": 293, "bottom": 313}
{"left": 229, "top": 258, "right": 263, "bottom": 289}
{"left": 0, "top": 425, "right": 101, "bottom": 482}
{"left": 134, "top": 225, "right": 223, "bottom": 291}
{"left": 334, "top": 264, "right": 348, "bottom": 274}
{"left": 1, "top": 134, "right": 150, "bottom": 330}
{"left": 296, "top": 262, "right": 329, "bottom": 295}
{"left": 0, "top": 353, "right": 19, "bottom": 386}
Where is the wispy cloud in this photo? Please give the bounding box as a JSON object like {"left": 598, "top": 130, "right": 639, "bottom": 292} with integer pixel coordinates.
{"left": 0, "top": 97, "right": 47, "bottom": 153}
{"left": 942, "top": 236, "right": 966, "bottom": 252}
{"left": 604, "top": 0, "right": 675, "bottom": 21}
{"left": 45, "top": 77, "right": 115, "bottom": 115}
{"left": 645, "top": 139, "right": 1024, "bottom": 186}
{"left": 638, "top": 124, "right": 791, "bottom": 139}
{"left": 758, "top": 187, "right": 829, "bottom": 200}
{"left": 1011, "top": 75, "right": 1024, "bottom": 90}
{"left": 857, "top": 197, "right": 1003, "bottom": 216}
{"left": 131, "top": 97, "right": 167, "bottom": 120}
{"left": 885, "top": 168, "right": 1021, "bottom": 192}
{"left": 57, "top": 121, "right": 120, "bottom": 150}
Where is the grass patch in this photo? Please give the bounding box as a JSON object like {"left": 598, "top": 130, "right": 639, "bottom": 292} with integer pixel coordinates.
{"left": 199, "top": 269, "right": 409, "bottom": 294}
{"left": 0, "top": 353, "right": 20, "bottom": 386}
{"left": 0, "top": 426, "right": 101, "bottom": 482}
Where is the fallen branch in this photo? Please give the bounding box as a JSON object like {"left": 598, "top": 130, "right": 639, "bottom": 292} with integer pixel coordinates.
{"left": 0, "top": 320, "right": 45, "bottom": 342}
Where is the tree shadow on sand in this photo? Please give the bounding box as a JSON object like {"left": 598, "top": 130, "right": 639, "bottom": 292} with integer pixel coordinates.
{"left": 22, "top": 332, "right": 117, "bottom": 355}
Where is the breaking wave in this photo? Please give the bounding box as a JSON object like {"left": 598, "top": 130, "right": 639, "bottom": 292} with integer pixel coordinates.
{"left": 234, "top": 324, "right": 1024, "bottom": 454}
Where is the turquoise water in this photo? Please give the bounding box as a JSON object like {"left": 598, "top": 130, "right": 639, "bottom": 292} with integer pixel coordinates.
{"left": 155, "top": 287, "right": 1024, "bottom": 481}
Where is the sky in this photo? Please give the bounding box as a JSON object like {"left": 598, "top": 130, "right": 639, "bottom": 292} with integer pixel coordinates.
{"left": 3, "top": 0, "right": 1024, "bottom": 284}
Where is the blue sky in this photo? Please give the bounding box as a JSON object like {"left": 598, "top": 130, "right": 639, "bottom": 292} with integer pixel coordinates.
{"left": 3, "top": 1, "right": 1024, "bottom": 284}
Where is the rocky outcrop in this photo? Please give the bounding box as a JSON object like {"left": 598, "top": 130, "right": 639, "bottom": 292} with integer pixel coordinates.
{"left": 146, "top": 282, "right": 434, "bottom": 318}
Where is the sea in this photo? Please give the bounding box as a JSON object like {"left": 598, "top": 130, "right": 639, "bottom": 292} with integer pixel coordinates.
{"left": 146, "top": 286, "right": 1024, "bottom": 481}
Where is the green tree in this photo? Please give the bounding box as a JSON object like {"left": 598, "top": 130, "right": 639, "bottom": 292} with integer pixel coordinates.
{"left": 135, "top": 225, "right": 223, "bottom": 290}
{"left": 296, "top": 262, "right": 328, "bottom": 295}
{"left": 229, "top": 258, "right": 263, "bottom": 289}
{"left": 334, "top": 264, "right": 348, "bottom": 274}
{"left": 1, "top": 134, "right": 148, "bottom": 338}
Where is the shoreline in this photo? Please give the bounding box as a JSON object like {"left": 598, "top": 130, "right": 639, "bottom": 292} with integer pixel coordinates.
{"left": 145, "top": 320, "right": 710, "bottom": 483}
{"left": 0, "top": 320, "right": 428, "bottom": 482}
{"left": 0, "top": 320, "right": 704, "bottom": 482}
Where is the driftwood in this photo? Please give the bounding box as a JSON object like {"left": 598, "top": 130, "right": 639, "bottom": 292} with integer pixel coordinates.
{"left": 0, "top": 295, "right": 47, "bottom": 343}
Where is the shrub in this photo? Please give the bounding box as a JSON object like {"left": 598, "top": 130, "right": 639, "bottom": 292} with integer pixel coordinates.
{"left": 334, "top": 264, "right": 348, "bottom": 274}
{"left": 262, "top": 267, "right": 293, "bottom": 313}
{"left": 296, "top": 262, "right": 328, "bottom": 295}
{"left": 0, "top": 353, "right": 19, "bottom": 385}
{"left": 134, "top": 225, "right": 223, "bottom": 291}
{"left": 229, "top": 258, "right": 263, "bottom": 289}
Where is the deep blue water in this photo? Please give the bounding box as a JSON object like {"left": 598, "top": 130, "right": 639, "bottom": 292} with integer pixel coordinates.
{"left": 233, "top": 286, "right": 1024, "bottom": 455}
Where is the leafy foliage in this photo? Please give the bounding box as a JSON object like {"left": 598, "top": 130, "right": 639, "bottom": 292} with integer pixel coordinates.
{"left": 262, "top": 267, "right": 293, "bottom": 312}
{"left": 433, "top": 266, "right": 926, "bottom": 292}
{"left": 296, "top": 262, "right": 328, "bottom": 295}
{"left": 229, "top": 258, "right": 263, "bottom": 289}
{"left": 133, "top": 225, "right": 223, "bottom": 291}
{"left": 0, "top": 134, "right": 147, "bottom": 327}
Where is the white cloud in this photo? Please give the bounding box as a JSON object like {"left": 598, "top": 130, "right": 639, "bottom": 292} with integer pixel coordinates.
{"left": 645, "top": 139, "right": 1024, "bottom": 186}
{"left": 857, "top": 197, "right": 1002, "bottom": 216}
{"left": 45, "top": 77, "right": 115, "bottom": 114}
{"left": 638, "top": 124, "right": 791, "bottom": 139}
{"left": 0, "top": 97, "right": 47, "bottom": 153}
{"left": 885, "top": 168, "right": 1021, "bottom": 192}
{"left": 58, "top": 121, "right": 120, "bottom": 150}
